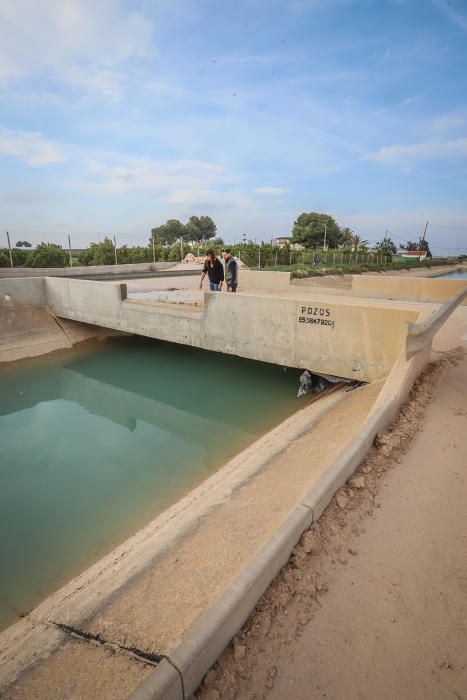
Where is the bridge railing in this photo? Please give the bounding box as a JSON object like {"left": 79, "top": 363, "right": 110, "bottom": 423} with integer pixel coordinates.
{"left": 406, "top": 285, "right": 467, "bottom": 357}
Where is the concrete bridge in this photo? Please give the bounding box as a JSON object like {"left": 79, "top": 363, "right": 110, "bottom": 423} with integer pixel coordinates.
{"left": 2, "top": 269, "right": 466, "bottom": 381}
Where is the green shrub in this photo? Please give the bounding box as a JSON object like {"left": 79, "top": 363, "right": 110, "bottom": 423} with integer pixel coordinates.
{"left": 26, "top": 243, "right": 67, "bottom": 268}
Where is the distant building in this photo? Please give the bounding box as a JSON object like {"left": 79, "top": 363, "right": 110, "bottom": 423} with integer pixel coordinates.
{"left": 397, "top": 249, "right": 427, "bottom": 261}
{"left": 274, "top": 236, "right": 304, "bottom": 250}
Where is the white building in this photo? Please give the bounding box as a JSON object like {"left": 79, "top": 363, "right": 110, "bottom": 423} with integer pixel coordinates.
{"left": 274, "top": 236, "right": 304, "bottom": 250}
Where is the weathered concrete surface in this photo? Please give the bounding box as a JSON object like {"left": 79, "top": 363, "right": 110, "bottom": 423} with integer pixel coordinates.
{"left": 0, "top": 306, "right": 72, "bottom": 363}
{"left": 0, "top": 262, "right": 172, "bottom": 279}
{"left": 7, "top": 636, "right": 152, "bottom": 700}
{"left": 4, "top": 271, "right": 460, "bottom": 381}
{"left": 0, "top": 305, "right": 126, "bottom": 364}
{"left": 239, "top": 269, "right": 292, "bottom": 290}
{"left": 129, "top": 289, "right": 204, "bottom": 306}
{"left": 351, "top": 273, "right": 467, "bottom": 304}
{"left": 42, "top": 276, "right": 420, "bottom": 381}
{"left": 0, "top": 276, "right": 47, "bottom": 305}
{"left": 0, "top": 277, "right": 129, "bottom": 363}
{"left": 292, "top": 268, "right": 467, "bottom": 304}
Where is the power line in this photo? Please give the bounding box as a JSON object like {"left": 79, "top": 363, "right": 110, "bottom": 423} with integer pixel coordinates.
{"left": 385, "top": 230, "right": 407, "bottom": 242}
{"left": 429, "top": 222, "right": 467, "bottom": 231}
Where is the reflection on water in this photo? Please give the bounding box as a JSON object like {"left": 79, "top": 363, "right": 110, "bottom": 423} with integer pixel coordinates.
{"left": 0, "top": 338, "right": 302, "bottom": 631}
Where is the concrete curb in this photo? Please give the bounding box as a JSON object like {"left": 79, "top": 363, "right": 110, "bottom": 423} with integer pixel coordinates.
{"left": 304, "top": 403, "right": 394, "bottom": 520}
{"left": 129, "top": 399, "right": 399, "bottom": 700}
{"left": 130, "top": 505, "right": 314, "bottom": 700}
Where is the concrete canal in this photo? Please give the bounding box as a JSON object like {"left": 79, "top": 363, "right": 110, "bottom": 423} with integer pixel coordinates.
{"left": 0, "top": 338, "right": 303, "bottom": 631}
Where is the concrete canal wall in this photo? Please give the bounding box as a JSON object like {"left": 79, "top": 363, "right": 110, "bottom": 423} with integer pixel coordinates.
{"left": 42, "top": 276, "right": 420, "bottom": 382}
{"left": 0, "top": 262, "right": 173, "bottom": 279}
{"left": 350, "top": 273, "right": 467, "bottom": 304}
{"left": 0, "top": 277, "right": 126, "bottom": 363}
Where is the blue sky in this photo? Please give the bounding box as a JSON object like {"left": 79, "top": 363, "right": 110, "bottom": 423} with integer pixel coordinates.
{"left": 1, "top": 0, "right": 467, "bottom": 253}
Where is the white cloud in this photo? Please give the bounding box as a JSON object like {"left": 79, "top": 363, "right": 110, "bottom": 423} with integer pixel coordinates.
{"left": 428, "top": 112, "right": 466, "bottom": 133}
{"left": 366, "top": 138, "right": 467, "bottom": 166}
{"left": 253, "top": 186, "right": 288, "bottom": 195}
{"left": 0, "top": 125, "right": 243, "bottom": 206}
{"left": 65, "top": 67, "right": 127, "bottom": 101}
{"left": 0, "top": 0, "right": 152, "bottom": 97}
{"left": 81, "top": 155, "right": 232, "bottom": 195}
{"left": 371, "top": 95, "right": 419, "bottom": 117}
{"left": 167, "top": 189, "right": 256, "bottom": 211}
{"left": 0, "top": 129, "right": 68, "bottom": 166}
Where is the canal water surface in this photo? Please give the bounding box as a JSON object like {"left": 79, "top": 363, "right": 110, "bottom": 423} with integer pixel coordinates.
{"left": 433, "top": 269, "right": 467, "bottom": 279}
{"left": 0, "top": 339, "right": 303, "bottom": 631}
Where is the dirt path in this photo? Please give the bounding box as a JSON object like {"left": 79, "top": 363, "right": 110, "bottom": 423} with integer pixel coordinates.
{"left": 197, "top": 349, "right": 467, "bottom": 700}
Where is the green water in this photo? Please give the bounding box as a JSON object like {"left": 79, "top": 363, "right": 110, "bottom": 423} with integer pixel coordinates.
{"left": 0, "top": 339, "right": 303, "bottom": 631}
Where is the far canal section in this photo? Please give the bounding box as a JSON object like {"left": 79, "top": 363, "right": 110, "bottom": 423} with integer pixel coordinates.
{"left": 433, "top": 268, "right": 467, "bottom": 279}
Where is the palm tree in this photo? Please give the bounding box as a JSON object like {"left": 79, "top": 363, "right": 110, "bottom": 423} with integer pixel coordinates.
{"left": 340, "top": 227, "right": 354, "bottom": 247}
{"left": 352, "top": 234, "right": 369, "bottom": 250}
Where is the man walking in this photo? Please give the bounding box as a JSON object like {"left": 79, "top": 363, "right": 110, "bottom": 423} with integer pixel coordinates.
{"left": 222, "top": 248, "right": 238, "bottom": 293}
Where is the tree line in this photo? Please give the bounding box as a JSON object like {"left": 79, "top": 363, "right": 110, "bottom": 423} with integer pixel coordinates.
{"left": 0, "top": 211, "right": 435, "bottom": 268}
{"left": 151, "top": 215, "right": 217, "bottom": 244}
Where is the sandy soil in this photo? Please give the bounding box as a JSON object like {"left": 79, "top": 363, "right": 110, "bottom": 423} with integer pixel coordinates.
{"left": 197, "top": 348, "right": 467, "bottom": 700}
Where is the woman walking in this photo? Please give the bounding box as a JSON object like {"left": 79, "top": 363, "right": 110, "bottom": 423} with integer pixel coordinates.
{"left": 199, "top": 250, "right": 224, "bottom": 291}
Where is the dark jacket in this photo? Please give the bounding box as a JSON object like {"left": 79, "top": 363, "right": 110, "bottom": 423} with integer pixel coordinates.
{"left": 225, "top": 256, "right": 238, "bottom": 286}
{"left": 203, "top": 258, "right": 224, "bottom": 284}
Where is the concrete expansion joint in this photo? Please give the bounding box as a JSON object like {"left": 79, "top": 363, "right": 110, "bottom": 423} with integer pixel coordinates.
{"left": 45, "top": 307, "right": 74, "bottom": 345}
{"left": 301, "top": 503, "right": 315, "bottom": 519}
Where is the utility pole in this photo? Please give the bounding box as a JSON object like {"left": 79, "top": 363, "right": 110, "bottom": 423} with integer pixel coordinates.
{"left": 152, "top": 233, "right": 156, "bottom": 263}
{"left": 421, "top": 220, "right": 428, "bottom": 242}
{"left": 113, "top": 235, "right": 118, "bottom": 265}
{"left": 6, "top": 231, "right": 13, "bottom": 268}
{"left": 68, "top": 234, "right": 73, "bottom": 267}
{"left": 323, "top": 224, "right": 327, "bottom": 251}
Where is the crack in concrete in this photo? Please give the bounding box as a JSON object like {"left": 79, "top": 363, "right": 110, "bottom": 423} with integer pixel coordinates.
{"left": 48, "top": 620, "right": 161, "bottom": 666}
{"left": 46, "top": 620, "right": 187, "bottom": 699}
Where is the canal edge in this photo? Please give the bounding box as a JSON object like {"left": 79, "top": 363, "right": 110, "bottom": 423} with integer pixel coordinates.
{"left": 129, "top": 398, "right": 403, "bottom": 700}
